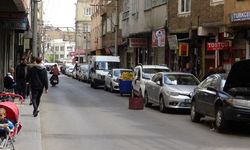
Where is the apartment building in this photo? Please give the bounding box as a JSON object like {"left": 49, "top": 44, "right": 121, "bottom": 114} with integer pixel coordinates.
{"left": 224, "top": 0, "right": 250, "bottom": 67}
{"left": 43, "top": 26, "right": 75, "bottom": 63}
{"left": 122, "top": 0, "right": 168, "bottom": 68}
{"left": 168, "top": 0, "right": 224, "bottom": 77}
{"left": 46, "top": 39, "right": 75, "bottom": 63}
{"left": 75, "top": 0, "right": 92, "bottom": 63}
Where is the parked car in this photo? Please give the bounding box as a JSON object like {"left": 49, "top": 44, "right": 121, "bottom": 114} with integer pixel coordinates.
{"left": 65, "top": 65, "right": 74, "bottom": 76}
{"left": 144, "top": 72, "right": 200, "bottom": 112}
{"left": 190, "top": 59, "right": 250, "bottom": 131}
{"left": 104, "top": 68, "right": 132, "bottom": 92}
{"left": 132, "top": 65, "right": 170, "bottom": 98}
{"left": 77, "top": 64, "right": 89, "bottom": 82}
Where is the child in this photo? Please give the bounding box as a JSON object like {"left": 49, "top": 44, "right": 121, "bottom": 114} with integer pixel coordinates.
{"left": 0, "top": 108, "right": 14, "bottom": 139}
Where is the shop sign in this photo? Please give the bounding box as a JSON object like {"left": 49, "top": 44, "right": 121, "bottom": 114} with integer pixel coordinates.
{"left": 129, "top": 38, "right": 147, "bottom": 48}
{"left": 152, "top": 29, "right": 165, "bottom": 47}
{"left": 0, "top": 18, "right": 28, "bottom": 30}
{"left": 178, "top": 43, "right": 189, "bottom": 57}
{"left": 207, "top": 42, "right": 229, "bottom": 51}
{"left": 230, "top": 11, "right": 250, "bottom": 22}
{"left": 167, "top": 35, "right": 178, "bottom": 50}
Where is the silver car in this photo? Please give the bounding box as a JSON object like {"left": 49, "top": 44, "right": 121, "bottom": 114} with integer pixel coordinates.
{"left": 104, "top": 68, "right": 132, "bottom": 92}
{"left": 144, "top": 72, "right": 200, "bottom": 112}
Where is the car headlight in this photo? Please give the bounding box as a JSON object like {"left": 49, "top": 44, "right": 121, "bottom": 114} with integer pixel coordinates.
{"left": 227, "top": 99, "right": 250, "bottom": 107}
{"left": 168, "top": 91, "right": 179, "bottom": 96}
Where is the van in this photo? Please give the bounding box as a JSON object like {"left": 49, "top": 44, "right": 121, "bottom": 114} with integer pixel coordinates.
{"left": 132, "top": 65, "right": 170, "bottom": 97}
{"left": 88, "top": 56, "right": 120, "bottom": 88}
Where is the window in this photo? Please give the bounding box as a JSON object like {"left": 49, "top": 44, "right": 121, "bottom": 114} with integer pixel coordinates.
{"left": 67, "top": 46, "right": 73, "bottom": 51}
{"left": 210, "top": 0, "right": 224, "bottom": 6}
{"left": 131, "top": 0, "right": 138, "bottom": 15}
{"left": 144, "top": 0, "right": 152, "bottom": 10}
{"left": 83, "top": 24, "right": 89, "bottom": 32}
{"left": 84, "top": 8, "right": 91, "bottom": 16}
{"left": 55, "top": 46, "right": 59, "bottom": 51}
{"left": 178, "top": 0, "right": 191, "bottom": 14}
{"left": 60, "top": 46, "right": 64, "bottom": 51}
{"left": 60, "top": 54, "right": 64, "bottom": 58}
{"left": 152, "top": 0, "right": 167, "bottom": 7}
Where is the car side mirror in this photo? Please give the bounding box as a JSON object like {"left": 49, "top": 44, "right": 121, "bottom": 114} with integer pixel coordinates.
{"left": 108, "top": 74, "right": 111, "bottom": 77}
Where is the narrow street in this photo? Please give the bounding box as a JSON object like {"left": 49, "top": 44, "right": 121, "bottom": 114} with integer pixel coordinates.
{"left": 40, "top": 74, "right": 250, "bottom": 150}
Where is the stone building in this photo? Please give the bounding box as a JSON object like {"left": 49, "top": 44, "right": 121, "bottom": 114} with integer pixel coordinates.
{"left": 168, "top": 0, "right": 224, "bottom": 77}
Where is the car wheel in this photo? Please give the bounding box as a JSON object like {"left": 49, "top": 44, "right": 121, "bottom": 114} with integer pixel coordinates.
{"left": 190, "top": 101, "right": 201, "bottom": 123}
{"left": 110, "top": 83, "right": 114, "bottom": 93}
{"left": 104, "top": 84, "right": 108, "bottom": 91}
{"left": 215, "top": 107, "right": 228, "bottom": 132}
{"left": 144, "top": 92, "right": 152, "bottom": 107}
{"left": 159, "top": 96, "right": 167, "bottom": 113}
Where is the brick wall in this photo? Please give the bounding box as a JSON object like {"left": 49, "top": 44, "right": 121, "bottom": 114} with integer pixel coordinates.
{"left": 168, "top": 0, "right": 224, "bottom": 33}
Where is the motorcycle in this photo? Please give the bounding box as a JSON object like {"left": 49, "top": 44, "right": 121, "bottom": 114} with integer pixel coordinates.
{"left": 50, "top": 75, "right": 59, "bottom": 87}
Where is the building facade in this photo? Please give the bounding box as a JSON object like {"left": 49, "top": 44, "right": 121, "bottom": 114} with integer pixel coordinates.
{"left": 121, "top": 0, "right": 168, "bottom": 68}
{"left": 0, "top": 0, "right": 30, "bottom": 90}
{"left": 224, "top": 0, "right": 250, "bottom": 69}
{"left": 75, "top": 0, "right": 92, "bottom": 63}
{"left": 168, "top": 0, "right": 224, "bottom": 77}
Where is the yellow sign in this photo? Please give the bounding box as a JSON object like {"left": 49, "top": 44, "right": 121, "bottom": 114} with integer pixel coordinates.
{"left": 178, "top": 43, "right": 189, "bottom": 56}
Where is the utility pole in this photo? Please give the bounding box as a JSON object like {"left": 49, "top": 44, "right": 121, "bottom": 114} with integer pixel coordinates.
{"left": 114, "top": 0, "right": 119, "bottom": 56}
{"left": 32, "top": 0, "right": 39, "bottom": 57}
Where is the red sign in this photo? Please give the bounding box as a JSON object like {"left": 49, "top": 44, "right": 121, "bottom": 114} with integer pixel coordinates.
{"left": 178, "top": 43, "right": 189, "bottom": 56}
{"left": 129, "top": 38, "right": 147, "bottom": 48}
{"left": 207, "top": 42, "right": 230, "bottom": 51}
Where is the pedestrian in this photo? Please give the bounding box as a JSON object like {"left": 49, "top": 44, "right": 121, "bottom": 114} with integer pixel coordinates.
{"left": 3, "top": 67, "right": 16, "bottom": 93}
{"left": 183, "top": 62, "right": 196, "bottom": 76}
{"left": 26, "top": 56, "right": 36, "bottom": 105}
{"left": 26, "top": 57, "right": 48, "bottom": 117}
{"left": 15, "top": 57, "right": 28, "bottom": 100}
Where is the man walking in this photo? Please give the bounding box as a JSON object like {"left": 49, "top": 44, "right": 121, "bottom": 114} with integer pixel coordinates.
{"left": 16, "top": 57, "right": 28, "bottom": 99}
{"left": 27, "top": 57, "right": 48, "bottom": 117}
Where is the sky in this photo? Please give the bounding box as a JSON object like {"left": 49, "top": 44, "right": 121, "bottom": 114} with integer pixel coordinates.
{"left": 43, "top": 0, "right": 77, "bottom": 28}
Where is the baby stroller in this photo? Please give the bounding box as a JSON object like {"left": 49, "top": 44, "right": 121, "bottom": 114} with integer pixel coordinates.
{"left": 0, "top": 101, "right": 22, "bottom": 150}
{"left": 0, "top": 93, "right": 24, "bottom": 104}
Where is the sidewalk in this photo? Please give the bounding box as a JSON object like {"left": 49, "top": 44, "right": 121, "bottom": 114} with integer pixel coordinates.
{"left": 14, "top": 100, "right": 42, "bottom": 150}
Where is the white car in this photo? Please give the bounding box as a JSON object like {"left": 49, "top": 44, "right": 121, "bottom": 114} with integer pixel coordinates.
{"left": 132, "top": 65, "right": 170, "bottom": 98}
{"left": 144, "top": 72, "right": 200, "bottom": 112}
{"left": 77, "top": 64, "right": 89, "bottom": 82}
{"left": 104, "top": 68, "right": 132, "bottom": 92}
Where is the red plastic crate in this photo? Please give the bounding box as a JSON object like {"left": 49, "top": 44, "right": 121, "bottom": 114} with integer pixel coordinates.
{"left": 128, "top": 97, "right": 144, "bottom": 110}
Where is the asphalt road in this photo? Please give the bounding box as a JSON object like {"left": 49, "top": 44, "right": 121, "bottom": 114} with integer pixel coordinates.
{"left": 38, "top": 74, "right": 250, "bottom": 150}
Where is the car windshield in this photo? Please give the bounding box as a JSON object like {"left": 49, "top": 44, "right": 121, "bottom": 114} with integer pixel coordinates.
{"left": 143, "top": 68, "right": 169, "bottom": 74}
{"left": 164, "top": 74, "right": 199, "bottom": 85}
{"left": 95, "top": 62, "right": 119, "bottom": 70}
